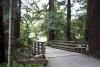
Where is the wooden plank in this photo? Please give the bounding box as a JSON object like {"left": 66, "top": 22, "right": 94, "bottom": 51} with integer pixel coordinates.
{"left": 16, "top": 59, "right": 48, "bottom": 64}
{"left": 75, "top": 47, "right": 86, "bottom": 53}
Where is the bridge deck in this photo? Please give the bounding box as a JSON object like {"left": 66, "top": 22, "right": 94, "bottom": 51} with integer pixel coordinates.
{"left": 45, "top": 46, "right": 100, "bottom": 67}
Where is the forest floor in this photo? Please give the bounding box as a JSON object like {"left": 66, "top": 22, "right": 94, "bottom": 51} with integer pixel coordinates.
{"left": 45, "top": 46, "right": 100, "bottom": 67}
{"left": 1, "top": 63, "right": 43, "bottom": 67}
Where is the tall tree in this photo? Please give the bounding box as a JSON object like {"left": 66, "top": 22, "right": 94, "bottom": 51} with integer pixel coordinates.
{"left": 87, "top": 0, "right": 100, "bottom": 58}
{"left": 48, "top": 0, "right": 55, "bottom": 41}
{"left": 66, "top": 0, "right": 71, "bottom": 40}
{"left": 7, "top": 0, "right": 17, "bottom": 67}
{"left": 0, "top": 0, "right": 5, "bottom": 63}
{"left": 16, "top": 0, "right": 21, "bottom": 38}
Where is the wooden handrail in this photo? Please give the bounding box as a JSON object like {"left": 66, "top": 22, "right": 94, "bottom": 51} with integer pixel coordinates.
{"left": 48, "top": 40, "right": 87, "bottom": 53}
{"left": 16, "top": 41, "right": 48, "bottom": 67}
{"left": 17, "top": 41, "right": 46, "bottom": 59}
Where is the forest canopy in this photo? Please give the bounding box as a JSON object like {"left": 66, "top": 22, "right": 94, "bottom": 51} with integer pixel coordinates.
{"left": 20, "top": 0, "right": 87, "bottom": 44}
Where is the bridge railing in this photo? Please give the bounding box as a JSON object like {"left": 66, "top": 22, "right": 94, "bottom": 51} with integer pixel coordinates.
{"left": 48, "top": 40, "right": 87, "bottom": 53}
{"left": 16, "top": 41, "right": 48, "bottom": 67}
{"left": 17, "top": 41, "right": 45, "bottom": 59}
{"left": 33, "top": 41, "right": 45, "bottom": 55}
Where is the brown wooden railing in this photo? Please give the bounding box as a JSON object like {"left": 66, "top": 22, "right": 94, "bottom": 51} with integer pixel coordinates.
{"left": 16, "top": 41, "right": 48, "bottom": 67}
{"left": 48, "top": 40, "right": 87, "bottom": 53}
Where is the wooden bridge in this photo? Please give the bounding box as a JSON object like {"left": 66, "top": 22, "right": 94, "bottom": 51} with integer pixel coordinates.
{"left": 16, "top": 41, "right": 100, "bottom": 67}
{"left": 46, "top": 46, "right": 100, "bottom": 67}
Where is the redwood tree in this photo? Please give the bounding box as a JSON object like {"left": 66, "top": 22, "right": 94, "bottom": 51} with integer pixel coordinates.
{"left": 66, "top": 0, "right": 71, "bottom": 40}
{"left": 87, "top": 0, "right": 100, "bottom": 58}
{"left": 8, "top": 0, "right": 18, "bottom": 66}
{"left": 48, "top": 0, "right": 55, "bottom": 41}
{"left": 16, "top": 0, "right": 21, "bottom": 38}
{"left": 0, "top": 0, "right": 5, "bottom": 63}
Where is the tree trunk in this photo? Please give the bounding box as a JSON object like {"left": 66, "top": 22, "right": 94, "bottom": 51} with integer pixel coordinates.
{"left": 88, "top": 0, "right": 100, "bottom": 58}
{"left": 7, "top": 0, "right": 17, "bottom": 67}
{"left": 66, "top": 0, "right": 71, "bottom": 40}
{"left": 0, "top": 0, "right": 5, "bottom": 63}
{"left": 48, "top": 0, "right": 55, "bottom": 41}
{"left": 16, "top": 0, "right": 21, "bottom": 38}
{"left": 48, "top": 30, "right": 55, "bottom": 41}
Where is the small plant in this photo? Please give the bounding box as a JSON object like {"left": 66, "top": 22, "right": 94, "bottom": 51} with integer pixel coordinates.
{"left": 0, "top": 63, "right": 43, "bottom": 67}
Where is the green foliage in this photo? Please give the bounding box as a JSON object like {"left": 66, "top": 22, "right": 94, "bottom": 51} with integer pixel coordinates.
{"left": 71, "top": 13, "right": 86, "bottom": 43}
{"left": 20, "top": 0, "right": 47, "bottom": 45}
{"left": 41, "top": 11, "right": 66, "bottom": 40}
{"left": 20, "top": 0, "right": 87, "bottom": 43}
{"left": 48, "top": 12, "right": 65, "bottom": 30}
{"left": 0, "top": 63, "right": 43, "bottom": 67}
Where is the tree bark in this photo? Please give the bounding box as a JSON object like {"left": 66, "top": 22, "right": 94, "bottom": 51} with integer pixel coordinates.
{"left": 88, "top": 0, "right": 100, "bottom": 58}
{"left": 48, "top": 0, "right": 55, "bottom": 41}
{"left": 0, "top": 0, "right": 5, "bottom": 63}
{"left": 16, "top": 0, "right": 21, "bottom": 38}
{"left": 66, "top": 0, "right": 71, "bottom": 40}
{"left": 7, "top": 0, "right": 17, "bottom": 67}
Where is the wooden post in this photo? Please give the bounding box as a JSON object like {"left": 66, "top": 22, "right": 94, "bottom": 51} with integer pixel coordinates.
{"left": 34, "top": 42, "right": 36, "bottom": 55}
{"left": 37, "top": 42, "right": 40, "bottom": 54}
